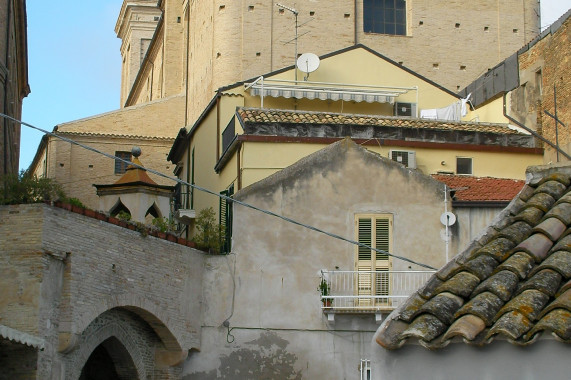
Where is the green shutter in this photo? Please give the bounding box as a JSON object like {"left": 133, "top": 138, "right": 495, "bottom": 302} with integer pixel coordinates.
{"left": 219, "top": 184, "right": 234, "bottom": 254}
{"left": 358, "top": 218, "right": 372, "bottom": 261}
{"left": 375, "top": 218, "right": 390, "bottom": 261}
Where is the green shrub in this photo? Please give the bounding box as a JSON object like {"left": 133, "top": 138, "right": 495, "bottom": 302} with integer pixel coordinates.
{"left": 117, "top": 210, "right": 132, "bottom": 221}
{"left": 193, "top": 207, "right": 224, "bottom": 254}
{"left": 65, "top": 197, "right": 86, "bottom": 208}
{"left": 0, "top": 171, "right": 65, "bottom": 205}
{"left": 152, "top": 217, "right": 174, "bottom": 232}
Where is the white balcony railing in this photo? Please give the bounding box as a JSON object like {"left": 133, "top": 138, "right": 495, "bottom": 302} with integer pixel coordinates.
{"left": 320, "top": 270, "right": 435, "bottom": 311}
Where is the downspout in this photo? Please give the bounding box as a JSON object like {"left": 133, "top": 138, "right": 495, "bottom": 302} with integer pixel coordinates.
{"left": 216, "top": 93, "right": 221, "bottom": 160}
{"left": 502, "top": 93, "right": 571, "bottom": 161}
{"left": 237, "top": 143, "right": 242, "bottom": 190}
{"left": 354, "top": 0, "right": 357, "bottom": 44}
{"left": 184, "top": 3, "right": 190, "bottom": 126}
{"left": 3, "top": 0, "right": 12, "bottom": 177}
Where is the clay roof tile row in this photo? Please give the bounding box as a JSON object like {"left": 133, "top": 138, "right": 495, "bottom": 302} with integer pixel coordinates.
{"left": 376, "top": 171, "right": 571, "bottom": 349}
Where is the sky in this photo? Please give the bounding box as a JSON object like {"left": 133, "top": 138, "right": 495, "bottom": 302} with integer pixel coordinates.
{"left": 18, "top": 0, "right": 571, "bottom": 171}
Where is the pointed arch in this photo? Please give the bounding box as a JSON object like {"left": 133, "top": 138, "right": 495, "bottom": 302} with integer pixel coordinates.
{"left": 110, "top": 198, "right": 131, "bottom": 218}
{"left": 145, "top": 202, "right": 161, "bottom": 219}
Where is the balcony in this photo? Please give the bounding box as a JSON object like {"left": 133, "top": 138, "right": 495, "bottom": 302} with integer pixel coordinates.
{"left": 319, "top": 270, "right": 435, "bottom": 319}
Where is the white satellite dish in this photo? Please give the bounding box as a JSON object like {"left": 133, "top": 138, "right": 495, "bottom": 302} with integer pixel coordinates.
{"left": 296, "top": 53, "right": 320, "bottom": 80}
{"left": 440, "top": 212, "right": 456, "bottom": 227}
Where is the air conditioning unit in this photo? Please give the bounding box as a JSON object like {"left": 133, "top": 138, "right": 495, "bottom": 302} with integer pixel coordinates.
{"left": 390, "top": 150, "right": 416, "bottom": 169}
{"left": 394, "top": 102, "right": 417, "bottom": 117}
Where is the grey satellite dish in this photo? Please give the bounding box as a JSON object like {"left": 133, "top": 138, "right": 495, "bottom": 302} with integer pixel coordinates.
{"left": 296, "top": 53, "right": 320, "bottom": 80}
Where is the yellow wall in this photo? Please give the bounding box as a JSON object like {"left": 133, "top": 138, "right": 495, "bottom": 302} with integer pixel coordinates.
{"left": 238, "top": 141, "right": 541, "bottom": 189}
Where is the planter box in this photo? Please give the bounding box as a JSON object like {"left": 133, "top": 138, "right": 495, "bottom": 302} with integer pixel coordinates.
{"left": 108, "top": 217, "right": 120, "bottom": 225}
{"left": 166, "top": 234, "right": 177, "bottom": 242}
{"left": 71, "top": 205, "right": 84, "bottom": 214}
{"left": 84, "top": 209, "right": 96, "bottom": 218}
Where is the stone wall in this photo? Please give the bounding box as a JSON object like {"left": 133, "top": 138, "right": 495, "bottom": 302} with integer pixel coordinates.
{"left": 0, "top": 204, "right": 205, "bottom": 379}
{"left": 513, "top": 14, "right": 570, "bottom": 164}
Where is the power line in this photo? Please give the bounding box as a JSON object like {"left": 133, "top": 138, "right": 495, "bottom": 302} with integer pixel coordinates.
{"left": 1, "top": 112, "right": 437, "bottom": 270}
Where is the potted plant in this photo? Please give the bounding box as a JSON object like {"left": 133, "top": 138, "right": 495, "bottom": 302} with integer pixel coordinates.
{"left": 318, "top": 277, "right": 333, "bottom": 307}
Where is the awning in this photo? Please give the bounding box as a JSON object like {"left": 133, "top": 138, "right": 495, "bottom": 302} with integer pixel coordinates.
{"left": 248, "top": 85, "right": 397, "bottom": 103}
{"left": 245, "top": 79, "right": 415, "bottom": 105}
{"left": 0, "top": 324, "right": 45, "bottom": 350}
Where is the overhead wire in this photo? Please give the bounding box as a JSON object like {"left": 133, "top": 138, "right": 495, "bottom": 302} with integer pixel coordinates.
{"left": 1, "top": 112, "right": 437, "bottom": 270}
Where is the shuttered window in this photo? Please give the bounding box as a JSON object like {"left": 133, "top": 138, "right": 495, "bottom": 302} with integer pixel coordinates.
{"left": 355, "top": 214, "right": 392, "bottom": 306}
{"left": 219, "top": 184, "right": 234, "bottom": 254}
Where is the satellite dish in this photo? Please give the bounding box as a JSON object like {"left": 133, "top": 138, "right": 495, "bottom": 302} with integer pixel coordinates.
{"left": 440, "top": 212, "right": 456, "bottom": 227}
{"left": 297, "top": 53, "right": 320, "bottom": 80}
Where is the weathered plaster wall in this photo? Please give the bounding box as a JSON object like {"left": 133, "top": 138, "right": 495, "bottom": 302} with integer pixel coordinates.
{"left": 371, "top": 339, "right": 571, "bottom": 379}
{"left": 452, "top": 206, "right": 506, "bottom": 256}
{"left": 181, "top": 139, "right": 448, "bottom": 378}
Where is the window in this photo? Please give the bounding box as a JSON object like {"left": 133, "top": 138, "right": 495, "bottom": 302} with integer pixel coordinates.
{"left": 114, "top": 151, "right": 132, "bottom": 174}
{"left": 363, "top": 0, "right": 406, "bottom": 35}
{"left": 355, "top": 214, "right": 392, "bottom": 306}
{"left": 219, "top": 184, "right": 234, "bottom": 254}
{"left": 360, "top": 359, "right": 371, "bottom": 380}
{"left": 456, "top": 157, "right": 472, "bottom": 175}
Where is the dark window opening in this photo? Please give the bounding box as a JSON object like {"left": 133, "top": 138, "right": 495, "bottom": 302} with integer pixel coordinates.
{"left": 457, "top": 157, "right": 472, "bottom": 175}
{"left": 114, "top": 151, "right": 132, "bottom": 174}
{"left": 363, "top": 0, "right": 406, "bottom": 35}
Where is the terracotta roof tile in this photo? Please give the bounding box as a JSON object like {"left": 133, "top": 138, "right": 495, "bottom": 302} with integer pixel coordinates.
{"left": 432, "top": 174, "right": 525, "bottom": 202}
{"left": 238, "top": 108, "right": 525, "bottom": 135}
{"left": 376, "top": 167, "right": 571, "bottom": 349}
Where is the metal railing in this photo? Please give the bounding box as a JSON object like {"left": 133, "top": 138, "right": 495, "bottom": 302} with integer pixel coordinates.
{"left": 320, "top": 270, "right": 435, "bottom": 311}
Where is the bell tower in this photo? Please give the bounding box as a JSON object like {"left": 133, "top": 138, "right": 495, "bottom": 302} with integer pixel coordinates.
{"left": 115, "top": 0, "right": 161, "bottom": 107}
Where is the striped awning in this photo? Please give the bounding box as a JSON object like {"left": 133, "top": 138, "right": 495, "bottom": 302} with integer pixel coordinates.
{"left": 248, "top": 84, "right": 399, "bottom": 104}
{"left": 0, "top": 324, "right": 45, "bottom": 350}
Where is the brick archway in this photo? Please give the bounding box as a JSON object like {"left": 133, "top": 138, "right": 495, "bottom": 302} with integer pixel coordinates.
{"left": 64, "top": 308, "right": 181, "bottom": 380}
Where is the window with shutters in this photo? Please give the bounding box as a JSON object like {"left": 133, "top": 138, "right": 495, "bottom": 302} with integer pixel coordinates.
{"left": 219, "top": 184, "right": 234, "bottom": 254}
{"left": 363, "top": 0, "right": 407, "bottom": 36}
{"left": 355, "top": 214, "right": 392, "bottom": 306}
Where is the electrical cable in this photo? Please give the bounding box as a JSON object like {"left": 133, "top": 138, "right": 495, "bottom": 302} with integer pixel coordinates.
{"left": 1, "top": 112, "right": 437, "bottom": 270}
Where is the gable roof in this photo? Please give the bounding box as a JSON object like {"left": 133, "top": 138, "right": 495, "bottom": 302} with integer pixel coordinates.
{"left": 239, "top": 108, "right": 522, "bottom": 135}
{"left": 375, "top": 165, "right": 571, "bottom": 349}
{"left": 433, "top": 174, "right": 525, "bottom": 203}
{"left": 235, "top": 137, "right": 443, "bottom": 200}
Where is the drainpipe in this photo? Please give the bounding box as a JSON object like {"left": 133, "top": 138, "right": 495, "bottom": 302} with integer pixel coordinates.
{"left": 502, "top": 93, "right": 571, "bottom": 161}
{"left": 354, "top": 0, "right": 357, "bottom": 44}
{"left": 3, "top": 0, "right": 13, "bottom": 177}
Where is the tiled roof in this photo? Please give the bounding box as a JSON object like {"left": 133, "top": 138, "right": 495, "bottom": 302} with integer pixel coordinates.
{"left": 433, "top": 174, "right": 525, "bottom": 202}
{"left": 238, "top": 108, "right": 525, "bottom": 135}
{"left": 113, "top": 157, "right": 158, "bottom": 186}
{"left": 376, "top": 168, "right": 571, "bottom": 349}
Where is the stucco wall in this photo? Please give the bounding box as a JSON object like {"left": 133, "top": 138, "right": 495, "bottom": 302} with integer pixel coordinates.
{"left": 371, "top": 339, "right": 571, "bottom": 379}
{"left": 181, "top": 139, "right": 449, "bottom": 378}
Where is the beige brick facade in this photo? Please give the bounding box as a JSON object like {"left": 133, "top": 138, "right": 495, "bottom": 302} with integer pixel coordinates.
{"left": 29, "top": 95, "right": 184, "bottom": 209}
{"left": 125, "top": 0, "right": 540, "bottom": 129}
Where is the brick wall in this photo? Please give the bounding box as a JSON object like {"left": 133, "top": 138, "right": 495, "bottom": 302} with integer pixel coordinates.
{"left": 516, "top": 16, "right": 570, "bottom": 163}
{"left": 0, "top": 204, "right": 205, "bottom": 378}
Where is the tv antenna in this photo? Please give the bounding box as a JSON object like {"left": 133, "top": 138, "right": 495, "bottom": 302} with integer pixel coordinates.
{"left": 276, "top": 3, "right": 300, "bottom": 81}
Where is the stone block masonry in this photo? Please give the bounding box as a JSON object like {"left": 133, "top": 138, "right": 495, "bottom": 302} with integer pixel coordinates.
{"left": 0, "top": 204, "right": 205, "bottom": 379}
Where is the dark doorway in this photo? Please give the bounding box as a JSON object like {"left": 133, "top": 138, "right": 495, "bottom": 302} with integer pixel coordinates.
{"left": 79, "top": 337, "right": 139, "bottom": 380}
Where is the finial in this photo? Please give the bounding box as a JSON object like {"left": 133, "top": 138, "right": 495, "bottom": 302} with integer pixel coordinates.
{"left": 131, "top": 146, "right": 142, "bottom": 158}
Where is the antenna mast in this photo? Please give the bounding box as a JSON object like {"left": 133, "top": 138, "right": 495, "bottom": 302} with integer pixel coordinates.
{"left": 276, "top": 3, "right": 299, "bottom": 81}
